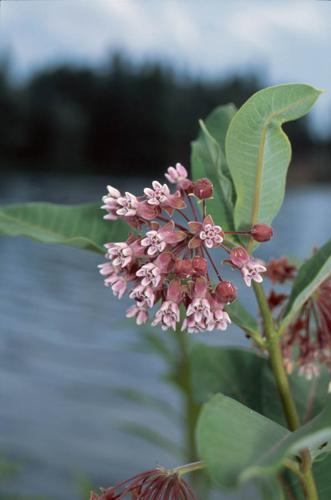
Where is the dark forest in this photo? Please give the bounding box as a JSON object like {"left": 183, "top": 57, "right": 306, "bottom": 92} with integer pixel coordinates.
{"left": 1, "top": 54, "right": 330, "bottom": 182}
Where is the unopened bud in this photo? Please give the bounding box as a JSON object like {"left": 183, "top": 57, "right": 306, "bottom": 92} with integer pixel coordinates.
{"left": 215, "top": 281, "right": 237, "bottom": 304}
{"left": 175, "top": 259, "right": 193, "bottom": 278}
{"left": 193, "top": 178, "right": 213, "bottom": 200}
{"left": 251, "top": 224, "right": 273, "bottom": 242}
{"left": 230, "top": 246, "right": 249, "bottom": 268}
{"left": 192, "top": 256, "right": 208, "bottom": 275}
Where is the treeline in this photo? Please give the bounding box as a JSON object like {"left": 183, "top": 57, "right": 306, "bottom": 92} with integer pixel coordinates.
{"left": 0, "top": 54, "right": 330, "bottom": 180}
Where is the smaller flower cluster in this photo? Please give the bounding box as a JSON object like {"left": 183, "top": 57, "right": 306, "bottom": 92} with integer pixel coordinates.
{"left": 100, "top": 163, "right": 271, "bottom": 334}
{"left": 90, "top": 465, "right": 197, "bottom": 500}
{"left": 266, "top": 256, "right": 331, "bottom": 379}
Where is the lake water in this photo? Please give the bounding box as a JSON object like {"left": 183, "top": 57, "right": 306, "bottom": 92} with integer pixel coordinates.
{"left": 0, "top": 173, "right": 331, "bottom": 499}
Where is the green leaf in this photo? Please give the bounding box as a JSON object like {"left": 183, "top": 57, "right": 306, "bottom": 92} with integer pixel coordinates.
{"left": 288, "top": 453, "right": 331, "bottom": 500}
{"left": 190, "top": 344, "right": 265, "bottom": 413}
{"left": 0, "top": 202, "right": 129, "bottom": 253}
{"left": 224, "top": 300, "right": 259, "bottom": 337}
{"left": 196, "top": 394, "right": 331, "bottom": 488}
{"left": 225, "top": 84, "right": 322, "bottom": 233}
{"left": 262, "top": 364, "right": 330, "bottom": 427}
{"left": 191, "top": 104, "right": 236, "bottom": 230}
{"left": 255, "top": 476, "right": 286, "bottom": 500}
{"left": 191, "top": 345, "right": 330, "bottom": 426}
{"left": 280, "top": 239, "right": 331, "bottom": 334}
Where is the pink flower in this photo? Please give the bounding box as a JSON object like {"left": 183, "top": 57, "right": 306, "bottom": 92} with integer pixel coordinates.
{"left": 136, "top": 262, "right": 162, "bottom": 288}
{"left": 187, "top": 298, "right": 211, "bottom": 324}
{"left": 165, "top": 163, "right": 188, "bottom": 184}
{"left": 106, "top": 243, "right": 133, "bottom": 268}
{"left": 116, "top": 192, "right": 138, "bottom": 217}
{"left": 241, "top": 258, "right": 267, "bottom": 287}
{"left": 106, "top": 275, "right": 127, "bottom": 299}
{"left": 207, "top": 308, "right": 231, "bottom": 331}
{"left": 98, "top": 262, "right": 117, "bottom": 277}
{"left": 188, "top": 216, "right": 224, "bottom": 249}
{"left": 152, "top": 301, "right": 180, "bottom": 331}
{"left": 267, "top": 257, "right": 297, "bottom": 284}
{"left": 126, "top": 304, "right": 149, "bottom": 325}
{"left": 141, "top": 230, "right": 167, "bottom": 256}
{"left": 298, "top": 362, "right": 320, "bottom": 380}
{"left": 141, "top": 222, "right": 186, "bottom": 256}
{"left": 101, "top": 185, "right": 121, "bottom": 220}
{"left": 129, "top": 285, "right": 155, "bottom": 308}
{"left": 136, "top": 201, "right": 161, "bottom": 220}
{"left": 230, "top": 246, "right": 250, "bottom": 268}
{"left": 144, "top": 181, "right": 171, "bottom": 205}
{"left": 199, "top": 219, "right": 224, "bottom": 248}
{"left": 181, "top": 315, "right": 204, "bottom": 334}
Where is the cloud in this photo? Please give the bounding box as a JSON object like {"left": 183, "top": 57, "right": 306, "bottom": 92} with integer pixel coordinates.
{"left": 0, "top": 0, "right": 330, "bottom": 133}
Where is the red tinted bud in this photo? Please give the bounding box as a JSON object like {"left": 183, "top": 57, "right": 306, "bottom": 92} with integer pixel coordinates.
{"left": 193, "top": 178, "right": 213, "bottom": 199}
{"left": 192, "top": 256, "right": 208, "bottom": 275}
{"left": 175, "top": 259, "right": 193, "bottom": 278}
{"left": 215, "top": 281, "right": 237, "bottom": 304}
{"left": 251, "top": 224, "right": 273, "bottom": 242}
{"left": 230, "top": 246, "right": 249, "bottom": 268}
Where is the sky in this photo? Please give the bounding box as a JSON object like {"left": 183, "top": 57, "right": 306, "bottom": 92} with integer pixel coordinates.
{"left": 1, "top": 0, "right": 331, "bottom": 135}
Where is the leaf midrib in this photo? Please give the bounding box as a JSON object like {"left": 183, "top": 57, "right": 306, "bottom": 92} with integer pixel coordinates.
{"left": 246, "top": 95, "right": 311, "bottom": 253}
{"left": 0, "top": 208, "right": 103, "bottom": 252}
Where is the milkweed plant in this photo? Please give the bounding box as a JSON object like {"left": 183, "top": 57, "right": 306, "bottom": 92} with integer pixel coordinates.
{"left": 1, "top": 84, "right": 331, "bottom": 500}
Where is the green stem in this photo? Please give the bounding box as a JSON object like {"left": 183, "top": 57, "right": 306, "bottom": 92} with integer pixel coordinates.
{"left": 175, "top": 331, "right": 200, "bottom": 464}
{"left": 253, "top": 282, "right": 300, "bottom": 431}
{"left": 174, "top": 460, "right": 205, "bottom": 477}
{"left": 253, "top": 282, "right": 319, "bottom": 500}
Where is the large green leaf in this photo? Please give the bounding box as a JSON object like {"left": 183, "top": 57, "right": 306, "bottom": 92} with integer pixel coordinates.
{"left": 279, "top": 239, "right": 331, "bottom": 335}
{"left": 191, "top": 104, "right": 236, "bottom": 231}
{"left": 196, "top": 393, "right": 331, "bottom": 488}
{"left": 190, "top": 344, "right": 265, "bottom": 413}
{"left": 0, "top": 202, "right": 129, "bottom": 253}
{"left": 225, "top": 84, "right": 321, "bottom": 234}
{"left": 190, "top": 345, "right": 330, "bottom": 426}
{"left": 262, "top": 364, "right": 330, "bottom": 427}
{"left": 224, "top": 300, "right": 259, "bottom": 338}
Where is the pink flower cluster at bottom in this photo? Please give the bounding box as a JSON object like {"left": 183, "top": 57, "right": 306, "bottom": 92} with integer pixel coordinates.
{"left": 267, "top": 257, "right": 331, "bottom": 379}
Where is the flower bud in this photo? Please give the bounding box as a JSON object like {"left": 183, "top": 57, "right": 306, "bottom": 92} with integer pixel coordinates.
{"left": 175, "top": 259, "right": 193, "bottom": 278}
{"left": 192, "top": 256, "right": 208, "bottom": 275}
{"left": 193, "top": 178, "right": 213, "bottom": 199}
{"left": 215, "top": 281, "right": 237, "bottom": 304}
{"left": 251, "top": 224, "right": 273, "bottom": 242}
{"left": 230, "top": 246, "right": 249, "bottom": 268}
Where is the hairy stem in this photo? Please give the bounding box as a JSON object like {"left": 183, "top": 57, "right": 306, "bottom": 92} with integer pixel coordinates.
{"left": 253, "top": 282, "right": 319, "bottom": 500}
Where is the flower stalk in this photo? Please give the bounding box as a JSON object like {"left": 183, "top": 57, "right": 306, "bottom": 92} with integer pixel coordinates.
{"left": 174, "top": 461, "right": 205, "bottom": 477}
{"left": 252, "top": 281, "right": 319, "bottom": 500}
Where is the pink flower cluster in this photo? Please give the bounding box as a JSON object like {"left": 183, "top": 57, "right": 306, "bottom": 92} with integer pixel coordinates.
{"left": 100, "top": 163, "right": 270, "bottom": 333}
{"left": 267, "top": 257, "right": 331, "bottom": 379}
